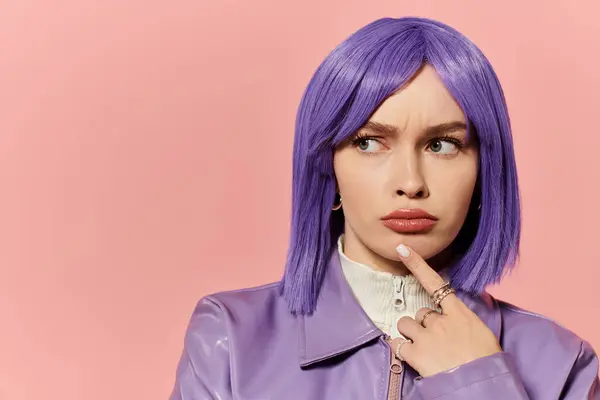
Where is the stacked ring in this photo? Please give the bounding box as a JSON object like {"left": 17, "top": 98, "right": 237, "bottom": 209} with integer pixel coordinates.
{"left": 431, "top": 281, "right": 455, "bottom": 308}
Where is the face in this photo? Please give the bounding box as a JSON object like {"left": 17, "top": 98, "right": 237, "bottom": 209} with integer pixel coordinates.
{"left": 333, "top": 65, "right": 479, "bottom": 273}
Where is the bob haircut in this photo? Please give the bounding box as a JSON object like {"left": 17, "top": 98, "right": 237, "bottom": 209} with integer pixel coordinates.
{"left": 280, "top": 17, "right": 521, "bottom": 315}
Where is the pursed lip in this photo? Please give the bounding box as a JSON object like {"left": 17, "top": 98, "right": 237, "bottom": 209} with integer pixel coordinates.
{"left": 380, "top": 208, "right": 438, "bottom": 221}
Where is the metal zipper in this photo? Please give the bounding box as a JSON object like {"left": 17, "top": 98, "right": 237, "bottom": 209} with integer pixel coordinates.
{"left": 384, "top": 334, "right": 404, "bottom": 400}
{"left": 393, "top": 277, "right": 405, "bottom": 308}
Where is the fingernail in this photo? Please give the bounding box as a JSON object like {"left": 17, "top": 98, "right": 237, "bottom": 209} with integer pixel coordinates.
{"left": 396, "top": 244, "right": 410, "bottom": 258}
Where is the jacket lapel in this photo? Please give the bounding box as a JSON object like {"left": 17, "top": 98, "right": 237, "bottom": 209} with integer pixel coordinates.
{"left": 298, "top": 249, "right": 382, "bottom": 367}
{"left": 297, "top": 248, "right": 503, "bottom": 367}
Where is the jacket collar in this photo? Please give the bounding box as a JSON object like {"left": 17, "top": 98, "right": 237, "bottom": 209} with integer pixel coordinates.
{"left": 297, "top": 249, "right": 502, "bottom": 367}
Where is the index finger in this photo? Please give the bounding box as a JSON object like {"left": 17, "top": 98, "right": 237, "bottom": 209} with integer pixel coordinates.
{"left": 396, "top": 243, "right": 458, "bottom": 308}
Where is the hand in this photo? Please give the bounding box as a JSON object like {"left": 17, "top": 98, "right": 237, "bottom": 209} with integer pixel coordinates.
{"left": 392, "top": 244, "right": 502, "bottom": 378}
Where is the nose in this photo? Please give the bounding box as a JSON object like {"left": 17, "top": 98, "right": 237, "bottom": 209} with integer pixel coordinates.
{"left": 391, "top": 153, "right": 429, "bottom": 199}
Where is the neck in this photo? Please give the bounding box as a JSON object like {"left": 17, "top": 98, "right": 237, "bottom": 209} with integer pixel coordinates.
{"left": 341, "top": 229, "right": 453, "bottom": 275}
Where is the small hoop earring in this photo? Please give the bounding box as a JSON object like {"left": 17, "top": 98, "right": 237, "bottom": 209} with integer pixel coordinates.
{"left": 477, "top": 203, "right": 481, "bottom": 211}
{"left": 332, "top": 192, "right": 342, "bottom": 211}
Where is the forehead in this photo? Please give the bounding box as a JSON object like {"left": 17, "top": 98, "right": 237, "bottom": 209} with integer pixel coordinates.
{"left": 369, "top": 65, "right": 465, "bottom": 126}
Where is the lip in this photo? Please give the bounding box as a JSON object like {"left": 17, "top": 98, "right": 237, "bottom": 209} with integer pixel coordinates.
{"left": 381, "top": 208, "right": 438, "bottom": 221}
{"left": 381, "top": 208, "right": 437, "bottom": 234}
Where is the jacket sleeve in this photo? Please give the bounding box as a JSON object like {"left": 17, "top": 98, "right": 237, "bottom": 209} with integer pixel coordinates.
{"left": 169, "top": 297, "right": 233, "bottom": 400}
{"left": 412, "top": 351, "right": 530, "bottom": 399}
{"left": 413, "top": 342, "right": 600, "bottom": 400}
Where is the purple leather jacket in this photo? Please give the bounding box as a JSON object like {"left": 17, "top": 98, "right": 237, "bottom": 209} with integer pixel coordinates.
{"left": 169, "top": 251, "right": 600, "bottom": 399}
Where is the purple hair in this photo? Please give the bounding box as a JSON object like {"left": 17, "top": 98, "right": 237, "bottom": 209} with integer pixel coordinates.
{"left": 280, "top": 17, "right": 521, "bottom": 315}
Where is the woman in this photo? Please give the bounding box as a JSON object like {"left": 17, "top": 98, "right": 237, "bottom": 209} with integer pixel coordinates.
{"left": 170, "top": 17, "right": 599, "bottom": 399}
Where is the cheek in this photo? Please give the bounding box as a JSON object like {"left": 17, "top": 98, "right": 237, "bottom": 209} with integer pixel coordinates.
{"left": 334, "top": 154, "right": 381, "bottom": 204}
{"left": 445, "top": 176, "right": 476, "bottom": 205}
{"left": 430, "top": 162, "right": 478, "bottom": 213}
{"left": 339, "top": 174, "right": 383, "bottom": 209}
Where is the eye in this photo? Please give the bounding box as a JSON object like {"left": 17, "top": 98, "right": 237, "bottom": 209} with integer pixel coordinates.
{"left": 352, "top": 137, "right": 385, "bottom": 153}
{"left": 427, "top": 138, "right": 462, "bottom": 155}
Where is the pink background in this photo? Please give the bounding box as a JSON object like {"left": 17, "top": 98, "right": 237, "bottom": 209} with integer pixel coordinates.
{"left": 1, "top": 1, "right": 599, "bottom": 399}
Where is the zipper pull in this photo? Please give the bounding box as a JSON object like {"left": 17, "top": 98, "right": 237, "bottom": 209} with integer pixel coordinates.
{"left": 389, "top": 336, "right": 405, "bottom": 374}
{"left": 393, "top": 277, "right": 405, "bottom": 308}
{"left": 390, "top": 357, "right": 403, "bottom": 374}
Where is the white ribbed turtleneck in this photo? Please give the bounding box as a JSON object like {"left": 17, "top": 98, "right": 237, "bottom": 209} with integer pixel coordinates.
{"left": 337, "top": 234, "right": 438, "bottom": 339}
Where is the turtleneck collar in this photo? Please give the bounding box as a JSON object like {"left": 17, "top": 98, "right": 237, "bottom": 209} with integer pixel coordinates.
{"left": 336, "top": 234, "right": 439, "bottom": 338}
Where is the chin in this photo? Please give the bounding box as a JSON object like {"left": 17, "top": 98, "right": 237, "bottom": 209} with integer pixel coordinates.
{"left": 384, "top": 232, "right": 449, "bottom": 261}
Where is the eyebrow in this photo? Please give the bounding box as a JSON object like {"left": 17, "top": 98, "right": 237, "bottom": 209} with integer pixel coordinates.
{"left": 361, "top": 121, "right": 468, "bottom": 138}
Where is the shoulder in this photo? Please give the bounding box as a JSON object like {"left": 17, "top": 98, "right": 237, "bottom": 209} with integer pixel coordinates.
{"left": 494, "top": 297, "right": 598, "bottom": 393}
{"left": 496, "top": 298, "right": 585, "bottom": 353}
{"left": 199, "top": 280, "right": 286, "bottom": 319}
{"left": 172, "top": 285, "right": 287, "bottom": 399}
{"left": 187, "top": 281, "right": 292, "bottom": 341}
